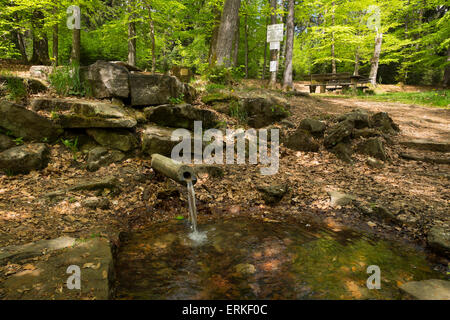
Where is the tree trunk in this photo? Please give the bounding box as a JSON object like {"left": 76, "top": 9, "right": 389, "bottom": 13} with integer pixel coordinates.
{"left": 244, "top": 14, "right": 249, "bottom": 78}
{"left": 148, "top": 5, "right": 156, "bottom": 74}
{"left": 208, "top": 7, "right": 222, "bottom": 66}
{"left": 31, "top": 11, "right": 50, "bottom": 65}
{"left": 282, "top": 0, "right": 294, "bottom": 90}
{"left": 70, "top": 28, "right": 81, "bottom": 65}
{"left": 53, "top": 24, "right": 58, "bottom": 66}
{"left": 353, "top": 47, "right": 359, "bottom": 76}
{"left": 128, "top": 2, "right": 137, "bottom": 67}
{"left": 331, "top": 2, "right": 336, "bottom": 74}
{"left": 233, "top": 15, "right": 240, "bottom": 67}
{"left": 269, "top": 0, "right": 278, "bottom": 87}
{"left": 369, "top": 32, "right": 383, "bottom": 85}
{"left": 215, "top": 0, "right": 241, "bottom": 67}
{"left": 443, "top": 47, "right": 450, "bottom": 87}
{"left": 262, "top": 17, "right": 269, "bottom": 80}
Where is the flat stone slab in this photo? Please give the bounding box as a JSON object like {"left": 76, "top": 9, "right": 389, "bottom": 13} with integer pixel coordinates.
{"left": 400, "top": 280, "right": 450, "bottom": 300}
{"left": 1, "top": 238, "right": 113, "bottom": 300}
{"left": 399, "top": 139, "right": 450, "bottom": 152}
{"left": 0, "top": 237, "right": 75, "bottom": 266}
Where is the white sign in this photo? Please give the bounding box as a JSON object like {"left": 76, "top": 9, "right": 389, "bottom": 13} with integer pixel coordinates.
{"left": 270, "top": 42, "right": 280, "bottom": 50}
{"left": 270, "top": 61, "right": 278, "bottom": 72}
{"left": 267, "top": 24, "right": 284, "bottom": 43}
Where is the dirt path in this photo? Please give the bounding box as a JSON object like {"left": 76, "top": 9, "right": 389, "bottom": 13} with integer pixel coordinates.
{"left": 320, "top": 97, "right": 450, "bottom": 143}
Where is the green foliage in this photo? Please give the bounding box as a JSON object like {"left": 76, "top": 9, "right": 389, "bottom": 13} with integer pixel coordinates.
{"left": 48, "top": 65, "right": 90, "bottom": 97}
{"left": 13, "top": 137, "right": 24, "bottom": 146}
{"left": 61, "top": 137, "right": 79, "bottom": 160}
{"left": 168, "top": 94, "right": 185, "bottom": 105}
{"left": 1, "top": 76, "right": 27, "bottom": 102}
{"left": 229, "top": 100, "right": 247, "bottom": 123}
{"left": 205, "top": 83, "right": 227, "bottom": 92}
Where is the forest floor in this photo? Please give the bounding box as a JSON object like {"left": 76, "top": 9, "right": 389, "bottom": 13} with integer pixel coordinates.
{"left": 1, "top": 80, "right": 449, "bottom": 287}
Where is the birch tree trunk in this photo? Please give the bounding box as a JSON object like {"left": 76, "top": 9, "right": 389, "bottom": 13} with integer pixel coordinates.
{"left": 269, "top": 0, "right": 278, "bottom": 87}
{"left": 282, "top": 0, "right": 294, "bottom": 90}
{"left": 369, "top": 32, "right": 383, "bottom": 85}
{"left": 128, "top": 1, "right": 137, "bottom": 67}
{"left": 215, "top": 0, "right": 241, "bottom": 67}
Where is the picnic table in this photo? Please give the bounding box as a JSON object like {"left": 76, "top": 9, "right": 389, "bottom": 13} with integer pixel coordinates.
{"left": 305, "top": 72, "right": 370, "bottom": 93}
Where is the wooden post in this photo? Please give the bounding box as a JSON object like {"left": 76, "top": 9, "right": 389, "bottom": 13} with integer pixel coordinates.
{"left": 320, "top": 85, "right": 326, "bottom": 93}
{"left": 151, "top": 154, "right": 197, "bottom": 185}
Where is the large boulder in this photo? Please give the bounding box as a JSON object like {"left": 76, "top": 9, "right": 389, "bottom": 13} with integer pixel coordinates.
{"left": 86, "top": 129, "right": 137, "bottom": 152}
{"left": 141, "top": 125, "right": 180, "bottom": 157}
{"left": 85, "top": 61, "right": 130, "bottom": 99}
{"left": 130, "top": 74, "right": 196, "bottom": 106}
{"left": 324, "top": 119, "right": 354, "bottom": 148}
{"left": 0, "top": 143, "right": 50, "bottom": 174}
{"left": 29, "top": 65, "right": 54, "bottom": 80}
{"left": 356, "top": 137, "right": 387, "bottom": 161}
{"left": 0, "top": 76, "right": 47, "bottom": 94}
{"left": 144, "top": 104, "right": 219, "bottom": 130}
{"left": 299, "top": 118, "right": 326, "bottom": 135}
{"left": 284, "top": 129, "right": 320, "bottom": 152}
{"left": 0, "top": 99, "right": 62, "bottom": 142}
{"left": 0, "top": 134, "right": 14, "bottom": 151}
{"left": 57, "top": 114, "right": 137, "bottom": 129}
{"left": 332, "top": 142, "right": 353, "bottom": 163}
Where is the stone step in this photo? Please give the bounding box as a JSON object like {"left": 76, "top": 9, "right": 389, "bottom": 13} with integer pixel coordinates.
{"left": 400, "top": 280, "right": 450, "bottom": 300}
{"left": 399, "top": 139, "right": 450, "bottom": 152}
{"left": 400, "top": 152, "right": 450, "bottom": 164}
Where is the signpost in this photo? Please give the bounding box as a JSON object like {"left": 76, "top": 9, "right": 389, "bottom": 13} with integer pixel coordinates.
{"left": 267, "top": 24, "right": 284, "bottom": 84}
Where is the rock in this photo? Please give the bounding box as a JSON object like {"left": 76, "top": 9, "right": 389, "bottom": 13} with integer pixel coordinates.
{"left": 86, "top": 60, "right": 130, "bottom": 99}
{"left": 299, "top": 118, "right": 326, "bottom": 135}
{"left": 0, "top": 143, "right": 50, "bottom": 174}
{"left": 68, "top": 176, "right": 119, "bottom": 191}
{"left": 86, "top": 129, "right": 137, "bottom": 152}
{"left": 257, "top": 184, "right": 289, "bottom": 205}
{"left": 0, "top": 75, "right": 47, "bottom": 94}
{"left": 324, "top": 119, "right": 354, "bottom": 148}
{"left": 235, "top": 263, "right": 256, "bottom": 275}
{"left": 356, "top": 138, "right": 387, "bottom": 161}
{"left": 125, "top": 108, "right": 146, "bottom": 123}
{"left": 0, "top": 237, "right": 75, "bottom": 266}
{"left": 170, "top": 65, "right": 193, "bottom": 83}
{"left": 86, "top": 147, "right": 126, "bottom": 172}
{"left": 29, "top": 65, "right": 53, "bottom": 80}
{"left": 363, "top": 204, "right": 399, "bottom": 223}
{"left": 400, "top": 280, "right": 450, "bottom": 300}
{"left": 399, "top": 139, "right": 450, "bottom": 153}
{"left": 0, "top": 134, "right": 14, "bottom": 151}
{"left": 57, "top": 114, "right": 137, "bottom": 129}
{"left": 327, "top": 191, "right": 355, "bottom": 207}
{"left": 141, "top": 125, "right": 179, "bottom": 157}
{"left": 427, "top": 226, "right": 450, "bottom": 256}
{"left": 332, "top": 143, "right": 353, "bottom": 163}
{"left": 0, "top": 238, "right": 113, "bottom": 299}
{"left": 129, "top": 74, "right": 195, "bottom": 106}
{"left": 82, "top": 197, "right": 110, "bottom": 210}
{"left": 338, "top": 110, "right": 370, "bottom": 129}
{"left": 110, "top": 60, "right": 141, "bottom": 72}
{"left": 0, "top": 99, "right": 62, "bottom": 141}
{"left": 370, "top": 112, "right": 399, "bottom": 133}
{"left": 145, "top": 104, "right": 219, "bottom": 130}
{"left": 193, "top": 164, "right": 224, "bottom": 178}
{"left": 280, "top": 119, "right": 296, "bottom": 128}
{"left": 241, "top": 97, "right": 290, "bottom": 128}
{"left": 366, "top": 157, "right": 384, "bottom": 168}
{"left": 285, "top": 129, "right": 320, "bottom": 152}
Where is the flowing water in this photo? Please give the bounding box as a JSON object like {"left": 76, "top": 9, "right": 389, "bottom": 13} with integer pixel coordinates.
{"left": 186, "top": 181, "right": 207, "bottom": 243}
{"left": 114, "top": 218, "right": 445, "bottom": 300}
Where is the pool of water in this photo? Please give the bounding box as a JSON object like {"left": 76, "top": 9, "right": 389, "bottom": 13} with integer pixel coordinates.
{"left": 114, "top": 218, "right": 443, "bottom": 300}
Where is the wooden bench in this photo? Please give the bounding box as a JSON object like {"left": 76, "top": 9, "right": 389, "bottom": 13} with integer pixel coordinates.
{"left": 305, "top": 72, "right": 370, "bottom": 93}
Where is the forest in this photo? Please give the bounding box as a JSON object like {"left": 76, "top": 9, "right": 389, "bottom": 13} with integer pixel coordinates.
{"left": 0, "top": 0, "right": 449, "bottom": 86}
